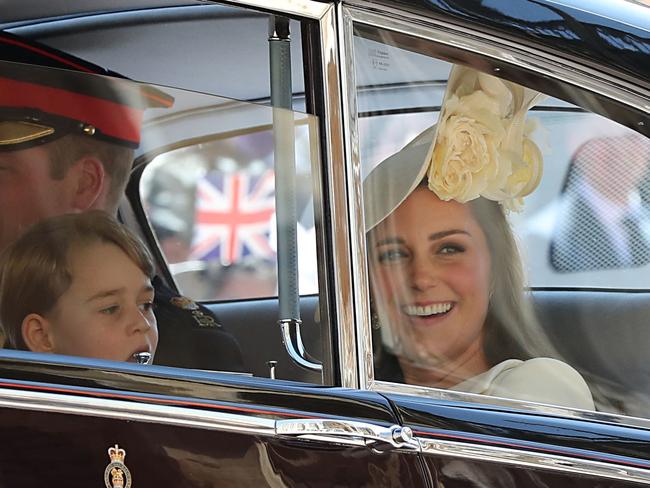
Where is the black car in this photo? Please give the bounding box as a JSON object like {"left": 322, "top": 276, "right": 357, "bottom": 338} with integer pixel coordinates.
{"left": 1, "top": 0, "right": 650, "bottom": 486}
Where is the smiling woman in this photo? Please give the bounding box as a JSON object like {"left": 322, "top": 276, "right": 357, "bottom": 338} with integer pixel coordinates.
{"left": 364, "top": 65, "right": 595, "bottom": 410}
{"left": 369, "top": 187, "right": 492, "bottom": 388}
{"left": 368, "top": 186, "right": 594, "bottom": 409}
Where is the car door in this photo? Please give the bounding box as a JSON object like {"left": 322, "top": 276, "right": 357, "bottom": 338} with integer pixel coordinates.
{"left": 340, "top": 1, "right": 650, "bottom": 486}
{"left": 0, "top": 350, "right": 430, "bottom": 487}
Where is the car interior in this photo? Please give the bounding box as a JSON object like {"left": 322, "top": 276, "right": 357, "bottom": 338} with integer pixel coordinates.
{"left": 2, "top": 0, "right": 650, "bottom": 422}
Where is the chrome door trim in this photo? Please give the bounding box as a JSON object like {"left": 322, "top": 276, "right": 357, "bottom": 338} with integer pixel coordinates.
{"left": 374, "top": 379, "right": 650, "bottom": 431}
{"left": 0, "top": 387, "right": 276, "bottom": 435}
{"left": 419, "top": 437, "right": 650, "bottom": 485}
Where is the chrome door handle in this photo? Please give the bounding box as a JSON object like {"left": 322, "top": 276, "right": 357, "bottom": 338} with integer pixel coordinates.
{"left": 275, "top": 419, "right": 420, "bottom": 451}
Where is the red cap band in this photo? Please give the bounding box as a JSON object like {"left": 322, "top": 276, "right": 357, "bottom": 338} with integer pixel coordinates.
{"left": 0, "top": 77, "right": 143, "bottom": 145}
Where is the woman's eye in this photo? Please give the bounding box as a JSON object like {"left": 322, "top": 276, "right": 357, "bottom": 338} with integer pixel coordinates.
{"left": 377, "top": 248, "right": 409, "bottom": 263}
{"left": 438, "top": 243, "right": 465, "bottom": 255}
{"left": 100, "top": 305, "right": 120, "bottom": 315}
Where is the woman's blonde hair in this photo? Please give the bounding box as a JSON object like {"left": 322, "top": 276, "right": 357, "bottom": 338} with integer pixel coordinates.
{"left": 0, "top": 210, "right": 153, "bottom": 350}
{"left": 467, "top": 197, "right": 556, "bottom": 363}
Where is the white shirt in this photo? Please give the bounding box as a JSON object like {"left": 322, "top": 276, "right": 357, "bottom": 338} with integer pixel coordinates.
{"left": 581, "top": 181, "right": 642, "bottom": 266}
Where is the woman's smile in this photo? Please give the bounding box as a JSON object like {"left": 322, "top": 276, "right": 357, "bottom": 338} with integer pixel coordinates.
{"left": 401, "top": 302, "right": 455, "bottom": 325}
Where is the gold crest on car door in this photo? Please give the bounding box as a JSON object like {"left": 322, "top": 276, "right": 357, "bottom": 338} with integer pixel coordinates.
{"left": 104, "top": 444, "right": 132, "bottom": 488}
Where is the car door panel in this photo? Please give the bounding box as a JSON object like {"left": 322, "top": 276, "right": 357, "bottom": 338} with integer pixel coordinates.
{"left": 0, "top": 352, "right": 429, "bottom": 487}
{"left": 383, "top": 393, "right": 650, "bottom": 486}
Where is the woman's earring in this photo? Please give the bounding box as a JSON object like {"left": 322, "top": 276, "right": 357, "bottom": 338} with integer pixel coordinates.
{"left": 371, "top": 309, "right": 381, "bottom": 330}
{"left": 369, "top": 296, "right": 381, "bottom": 330}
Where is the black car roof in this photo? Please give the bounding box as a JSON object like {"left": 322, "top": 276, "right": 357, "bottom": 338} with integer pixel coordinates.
{"left": 348, "top": 0, "right": 650, "bottom": 90}
{"left": 2, "top": 0, "right": 649, "bottom": 90}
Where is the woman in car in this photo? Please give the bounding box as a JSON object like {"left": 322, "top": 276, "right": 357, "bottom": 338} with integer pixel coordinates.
{"left": 364, "top": 65, "right": 595, "bottom": 410}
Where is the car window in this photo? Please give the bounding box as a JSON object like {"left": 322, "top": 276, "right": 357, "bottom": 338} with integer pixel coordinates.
{"left": 0, "top": 57, "right": 327, "bottom": 380}
{"left": 353, "top": 23, "right": 650, "bottom": 417}
{"left": 139, "top": 112, "right": 319, "bottom": 302}
{"left": 8, "top": 4, "right": 315, "bottom": 303}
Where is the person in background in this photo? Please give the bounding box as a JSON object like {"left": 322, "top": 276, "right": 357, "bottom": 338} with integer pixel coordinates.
{"left": 551, "top": 130, "right": 650, "bottom": 272}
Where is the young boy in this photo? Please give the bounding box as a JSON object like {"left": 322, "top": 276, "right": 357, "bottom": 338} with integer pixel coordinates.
{"left": 0, "top": 210, "right": 158, "bottom": 363}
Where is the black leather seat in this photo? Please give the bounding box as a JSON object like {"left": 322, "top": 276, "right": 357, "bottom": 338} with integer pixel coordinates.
{"left": 532, "top": 290, "right": 650, "bottom": 416}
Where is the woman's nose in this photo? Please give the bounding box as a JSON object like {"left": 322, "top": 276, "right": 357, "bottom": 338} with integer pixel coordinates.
{"left": 409, "top": 257, "right": 438, "bottom": 291}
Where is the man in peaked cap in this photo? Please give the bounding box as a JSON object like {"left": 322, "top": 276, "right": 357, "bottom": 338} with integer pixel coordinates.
{"left": 0, "top": 31, "right": 245, "bottom": 372}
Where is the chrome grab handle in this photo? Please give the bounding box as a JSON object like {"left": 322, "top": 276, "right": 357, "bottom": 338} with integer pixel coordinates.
{"left": 269, "top": 15, "right": 323, "bottom": 376}
{"left": 279, "top": 319, "right": 323, "bottom": 372}
{"left": 275, "top": 418, "right": 420, "bottom": 451}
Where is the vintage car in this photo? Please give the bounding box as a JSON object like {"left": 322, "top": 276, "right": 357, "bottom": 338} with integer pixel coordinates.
{"left": 1, "top": 0, "right": 650, "bottom": 486}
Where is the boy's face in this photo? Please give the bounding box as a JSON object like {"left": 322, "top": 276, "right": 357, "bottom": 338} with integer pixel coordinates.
{"left": 43, "top": 241, "right": 158, "bottom": 362}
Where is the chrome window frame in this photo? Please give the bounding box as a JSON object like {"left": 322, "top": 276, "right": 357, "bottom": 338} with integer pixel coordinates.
{"left": 2, "top": 0, "right": 354, "bottom": 391}
{"left": 340, "top": 3, "right": 650, "bottom": 428}
{"left": 227, "top": 0, "right": 359, "bottom": 388}
{"left": 153, "top": 0, "right": 356, "bottom": 386}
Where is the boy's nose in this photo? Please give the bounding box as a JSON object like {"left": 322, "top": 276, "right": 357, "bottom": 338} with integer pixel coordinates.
{"left": 129, "top": 309, "right": 154, "bottom": 334}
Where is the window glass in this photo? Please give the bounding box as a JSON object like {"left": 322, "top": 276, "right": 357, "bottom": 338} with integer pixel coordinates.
{"left": 8, "top": 4, "right": 316, "bottom": 304}
{"left": 140, "top": 104, "right": 319, "bottom": 301}
{"left": 0, "top": 58, "right": 324, "bottom": 381}
{"left": 355, "top": 25, "right": 650, "bottom": 417}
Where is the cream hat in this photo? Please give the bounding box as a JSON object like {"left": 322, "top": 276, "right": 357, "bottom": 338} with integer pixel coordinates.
{"left": 363, "top": 65, "right": 545, "bottom": 231}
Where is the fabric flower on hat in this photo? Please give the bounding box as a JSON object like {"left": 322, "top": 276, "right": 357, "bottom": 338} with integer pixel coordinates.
{"left": 427, "top": 66, "right": 545, "bottom": 211}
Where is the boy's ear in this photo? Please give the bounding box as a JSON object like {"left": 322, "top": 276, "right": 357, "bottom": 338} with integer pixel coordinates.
{"left": 21, "top": 313, "right": 55, "bottom": 353}
{"left": 67, "top": 156, "right": 106, "bottom": 211}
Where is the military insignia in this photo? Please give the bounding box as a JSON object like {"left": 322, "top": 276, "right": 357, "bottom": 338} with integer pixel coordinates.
{"left": 104, "top": 444, "right": 132, "bottom": 488}
{"left": 170, "top": 296, "right": 199, "bottom": 310}
{"left": 170, "top": 295, "right": 221, "bottom": 328}
{"left": 191, "top": 310, "right": 217, "bottom": 327}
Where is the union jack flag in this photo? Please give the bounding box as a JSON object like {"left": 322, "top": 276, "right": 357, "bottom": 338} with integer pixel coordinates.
{"left": 190, "top": 169, "right": 276, "bottom": 264}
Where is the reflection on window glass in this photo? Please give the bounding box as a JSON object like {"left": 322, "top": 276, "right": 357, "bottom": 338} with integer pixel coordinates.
{"left": 140, "top": 94, "right": 319, "bottom": 302}
{"left": 355, "top": 25, "right": 650, "bottom": 417}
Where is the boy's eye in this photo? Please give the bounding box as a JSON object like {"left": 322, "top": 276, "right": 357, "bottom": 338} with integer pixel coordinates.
{"left": 139, "top": 301, "right": 155, "bottom": 313}
{"left": 100, "top": 305, "right": 120, "bottom": 315}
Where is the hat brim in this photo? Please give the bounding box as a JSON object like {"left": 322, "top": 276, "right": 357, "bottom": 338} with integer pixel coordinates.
{"left": 363, "top": 124, "right": 436, "bottom": 231}
{"left": 0, "top": 120, "right": 55, "bottom": 147}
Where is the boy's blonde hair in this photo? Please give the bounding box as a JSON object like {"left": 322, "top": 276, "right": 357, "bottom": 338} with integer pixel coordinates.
{"left": 0, "top": 211, "right": 154, "bottom": 350}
